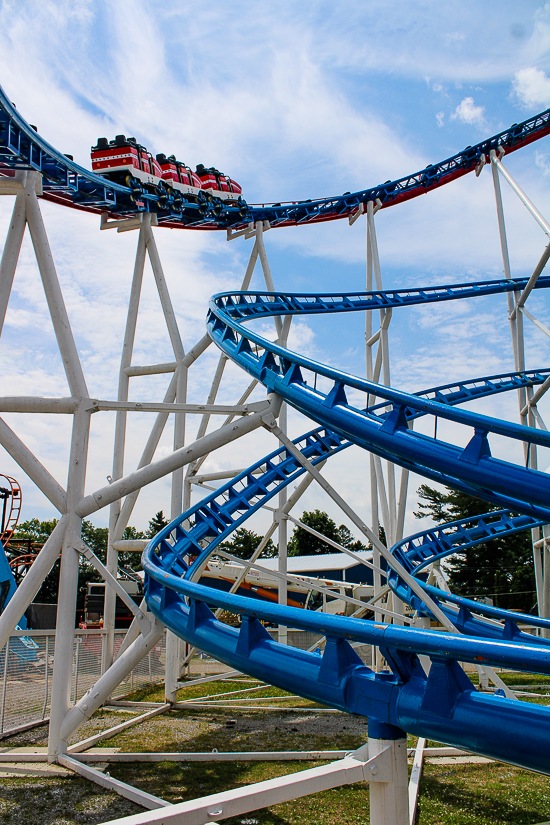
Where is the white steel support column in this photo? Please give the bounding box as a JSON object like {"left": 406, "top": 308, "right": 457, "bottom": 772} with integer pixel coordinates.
{"left": 48, "top": 406, "right": 91, "bottom": 759}
{"left": 277, "top": 399, "right": 288, "bottom": 645}
{"left": 490, "top": 151, "right": 548, "bottom": 623}
{"left": 365, "top": 201, "right": 405, "bottom": 632}
{"left": 490, "top": 153, "right": 526, "bottom": 413}
{"left": 254, "top": 223, "right": 289, "bottom": 641}
{"left": 25, "top": 190, "right": 88, "bottom": 398}
{"left": 366, "top": 202, "right": 396, "bottom": 546}
{"left": 105, "top": 221, "right": 147, "bottom": 672}
{"left": 368, "top": 728, "right": 409, "bottom": 825}
{"left": 365, "top": 211, "right": 383, "bottom": 664}
{"left": 144, "top": 219, "right": 187, "bottom": 702}
{"left": 0, "top": 172, "right": 29, "bottom": 337}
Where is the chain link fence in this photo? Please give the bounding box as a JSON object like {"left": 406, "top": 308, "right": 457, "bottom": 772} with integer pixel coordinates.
{"left": 0, "top": 626, "right": 374, "bottom": 738}
{"left": 0, "top": 628, "right": 166, "bottom": 738}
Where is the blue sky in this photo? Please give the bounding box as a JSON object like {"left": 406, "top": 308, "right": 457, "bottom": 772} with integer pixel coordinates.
{"left": 1, "top": 1, "right": 550, "bottom": 535}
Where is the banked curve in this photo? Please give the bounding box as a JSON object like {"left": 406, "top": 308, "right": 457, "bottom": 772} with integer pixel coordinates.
{"left": 143, "top": 355, "right": 550, "bottom": 772}
{"left": 207, "top": 278, "right": 550, "bottom": 521}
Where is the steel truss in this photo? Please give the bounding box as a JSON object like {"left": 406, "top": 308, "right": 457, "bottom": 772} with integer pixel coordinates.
{"left": 0, "top": 126, "right": 549, "bottom": 825}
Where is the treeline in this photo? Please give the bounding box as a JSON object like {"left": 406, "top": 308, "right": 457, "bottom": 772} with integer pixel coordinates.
{"left": 6, "top": 485, "right": 538, "bottom": 615}
{"left": 415, "top": 484, "right": 536, "bottom": 613}
{"left": 7, "top": 511, "right": 170, "bottom": 609}
{"left": 219, "top": 509, "right": 370, "bottom": 560}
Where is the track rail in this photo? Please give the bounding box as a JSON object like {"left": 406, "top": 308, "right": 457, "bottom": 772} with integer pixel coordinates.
{"left": 2, "top": 84, "right": 550, "bottom": 229}
{"left": 4, "top": 83, "right": 550, "bottom": 772}
{"left": 143, "top": 276, "right": 550, "bottom": 774}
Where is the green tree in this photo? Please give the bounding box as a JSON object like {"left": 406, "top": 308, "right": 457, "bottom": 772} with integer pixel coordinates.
{"left": 8, "top": 518, "right": 61, "bottom": 602}
{"left": 147, "top": 511, "right": 170, "bottom": 538}
{"left": 288, "top": 509, "right": 369, "bottom": 556}
{"left": 219, "top": 527, "right": 276, "bottom": 560}
{"left": 9, "top": 518, "right": 146, "bottom": 611}
{"left": 415, "top": 484, "right": 536, "bottom": 612}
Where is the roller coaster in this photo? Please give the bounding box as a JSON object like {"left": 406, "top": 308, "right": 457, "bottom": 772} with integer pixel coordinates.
{"left": 1, "top": 81, "right": 550, "bottom": 822}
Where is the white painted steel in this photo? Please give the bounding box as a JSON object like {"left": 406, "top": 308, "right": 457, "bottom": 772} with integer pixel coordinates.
{"left": 98, "top": 744, "right": 391, "bottom": 825}
{"left": 106, "top": 222, "right": 148, "bottom": 670}
{"left": 10, "top": 746, "right": 481, "bottom": 764}
{"left": 256, "top": 220, "right": 283, "bottom": 337}
{"left": 25, "top": 190, "right": 88, "bottom": 398}
{"left": 0, "top": 396, "right": 78, "bottom": 413}
{"left": 125, "top": 361, "right": 178, "bottom": 376}
{"left": 0, "top": 175, "right": 29, "bottom": 337}
{"left": 519, "top": 307, "right": 550, "bottom": 344}
{"left": 68, "top": 704, "right": 171, "bottom": 754}
{"left": 48, "top": 408, "right": 91, "bottom": 758}
{"left": 114, "top": 371, "right": 179, "bottom": 538}
{"left": 492, "top": 154, "right": 550, "bottom": 237}
{"left": 369, "top": 737, "right": 408, "bottom": 825}
{"left": 93, "top": 401, "right": 255, "bottom": 414}
{"left": 408, "top": 737, "right": 425, "bottom": 825}
{"left": 489, "top": 150, "right": 550, "bottom": 626}
{"left": 77, "top": 750, "right": 351, "bottom": 763}
{"left": 112, "top": 540, "right": 148, "bottom": 552}
{"left": 510, "top": 242, "right": 550, "bottom": 318}
{"left": 144, "top": 221, "right": 185, "bottom": 362}
{"left": 59, "top": 754, "right": 170, "bottom": 809}
{"left": 76, "top": 403, "right": 274, "bottom": 517}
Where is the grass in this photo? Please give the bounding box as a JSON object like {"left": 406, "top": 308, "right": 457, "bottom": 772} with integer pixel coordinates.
{"left": 2, "top": 671, "right": 550, "bottom": 823}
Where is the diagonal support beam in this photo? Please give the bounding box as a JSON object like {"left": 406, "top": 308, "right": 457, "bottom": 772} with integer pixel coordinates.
{"left": 268, "top": 420, "right": 456, "bottom": 631}
{"left": 0, "top": 417, "right": 67, "bottom": 512}
{"left": 77, "top": 402, "right": 276, "bottom": 517}
{"left": 95, "top": 744, "right": 392, "bottom": 825}
{"left": 59, "top": 754, "right": 169, "bottom": 810}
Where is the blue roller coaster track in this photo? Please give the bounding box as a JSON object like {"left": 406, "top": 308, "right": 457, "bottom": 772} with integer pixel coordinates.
{"left": 142, "top": 274, "right": 550, "bottom": 773}
{"left": 4, "top": 85, "right": 550, "bottom": 775}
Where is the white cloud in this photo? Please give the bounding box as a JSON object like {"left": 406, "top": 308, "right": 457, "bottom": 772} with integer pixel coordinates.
{"left": 0, "top": 1, "right": 548, "bottom": 539}
{"left": 536, "top": 150, "right": 550, "bottom": 176}
{"left": 512, "top": 67, "right": 550, "bottom": 108}
{"left": 450, "top": 96, "right": 486, "bottom": 127}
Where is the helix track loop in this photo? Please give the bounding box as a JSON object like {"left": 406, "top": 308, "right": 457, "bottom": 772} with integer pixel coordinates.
{"left": 4, "top": 83, "right": 550, "bottom": 773}
{"left": 143, "top": 351, "right": 550, "bottom": 774}
{"left": 206, "top": 281, "right": 550, "bottom": 520}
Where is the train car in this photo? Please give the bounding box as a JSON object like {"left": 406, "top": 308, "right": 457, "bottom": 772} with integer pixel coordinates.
{"left": 91, "top": 135, "right": 162, "bottom": 188}
{"left": 91, "top": 136, "right": 245, "bottom": 212}
{"left": 156, "top": 153, "right": 202, "bottom": 194}
{"left": 195, "top": 164, "right": 243, "bottom": 202}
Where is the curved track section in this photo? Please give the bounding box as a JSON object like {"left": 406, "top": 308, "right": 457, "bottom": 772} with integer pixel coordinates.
{"left": 143, "top": 275, "right": 550, "bottom": 774}
{"left": 206, "top": 279, "right": 550, "bottom": 521}
{"left": 5, "top": 83, "right": 550, "bottom": 771}
{"left": 2, "top": 83, "right": 550, "bottom": 229}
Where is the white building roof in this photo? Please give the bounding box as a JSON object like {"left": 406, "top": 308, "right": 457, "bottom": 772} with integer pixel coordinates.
{"left": 258, "top": 550, "right": 373, "bottom": 573}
